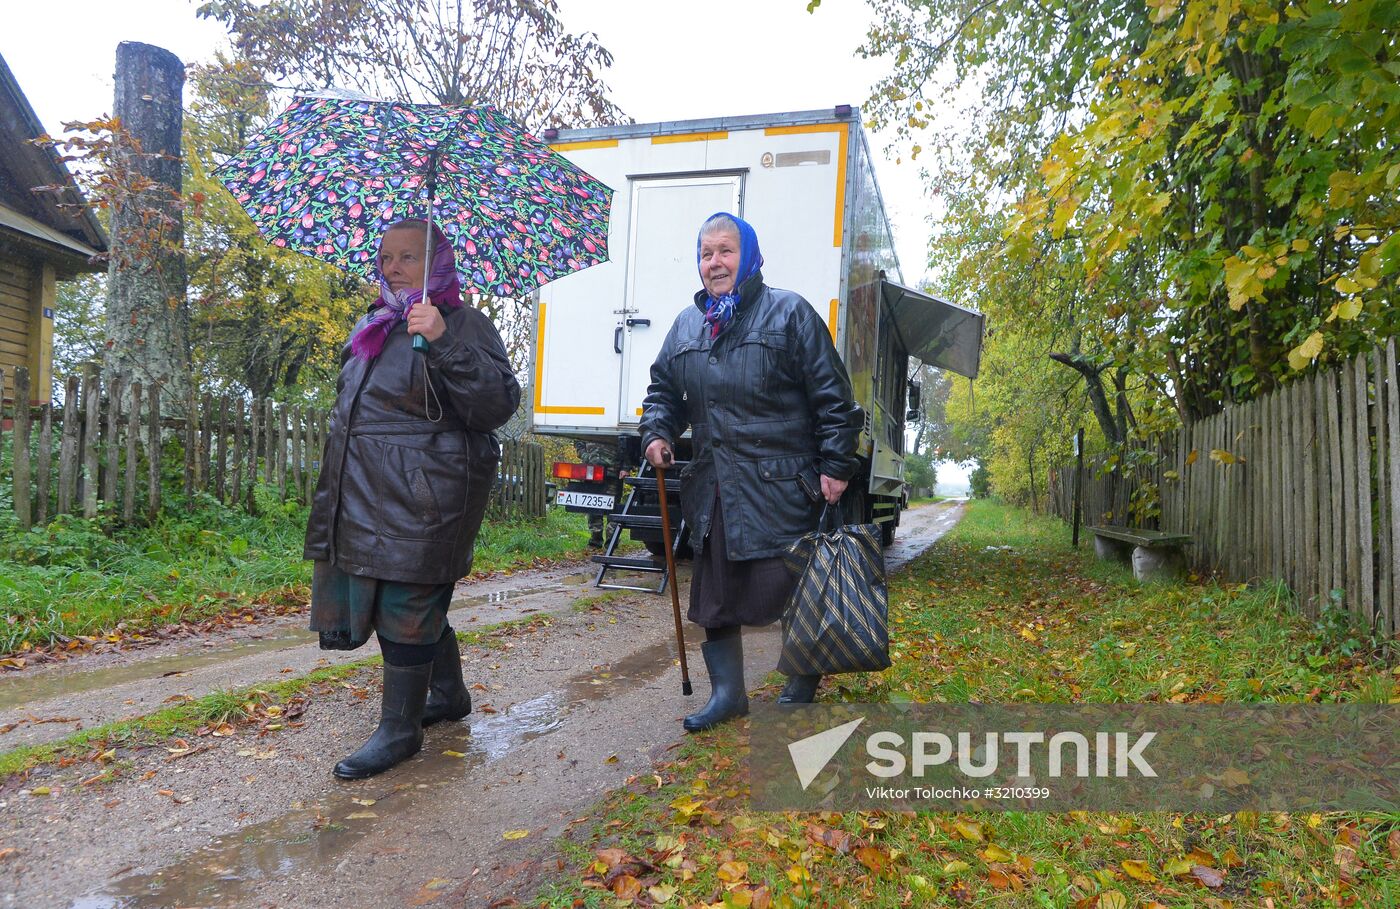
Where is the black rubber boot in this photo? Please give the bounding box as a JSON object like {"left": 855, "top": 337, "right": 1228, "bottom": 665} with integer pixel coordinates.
{"left": 422, "top": 630, "right": 472, "bottom": 727}
{"left": 683, "top": 636, "right": 749, "bottom": 732}
{"left": 778, "top": 674, "right": 822, "bottom": 704}
{"left": 333, "top": 662, "right": 431, "bottom": 780}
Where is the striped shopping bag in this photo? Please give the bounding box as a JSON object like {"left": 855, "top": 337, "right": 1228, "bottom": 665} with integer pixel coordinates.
{"left": 778, "top": 504, "right": 890, "bottom": 675}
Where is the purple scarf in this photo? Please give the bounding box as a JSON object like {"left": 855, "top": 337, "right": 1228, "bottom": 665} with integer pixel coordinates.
{"left": 351, "top": 221, "right": 465, "bottom": 360}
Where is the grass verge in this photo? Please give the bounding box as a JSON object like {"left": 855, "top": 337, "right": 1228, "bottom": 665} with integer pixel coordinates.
{"left": 533, "top": 500, "right": 1399, "bottom": 909}
{"left": 0, "top": 613, "right": 554, "bottom": 780}
{"left": 0, "top": 493, "right": 598, "bottom": 653}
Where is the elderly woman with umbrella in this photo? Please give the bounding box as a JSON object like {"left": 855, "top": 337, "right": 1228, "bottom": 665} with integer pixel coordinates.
{"left": 218, "top": 98, "right": 612, "bottom": 777}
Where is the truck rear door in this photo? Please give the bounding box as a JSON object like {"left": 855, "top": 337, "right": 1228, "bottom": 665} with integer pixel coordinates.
{"left": 618, "top": 174, "right": 743, "bottom": 424}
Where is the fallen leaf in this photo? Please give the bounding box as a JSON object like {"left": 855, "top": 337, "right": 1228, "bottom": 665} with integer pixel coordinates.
{"left": 611, "top": 874, "right": 641, "bottom": 899}
{"left": 981, "top": 844, "right": 1015, "bottom": 862}
{"left": 942, "top": 860, "right": 970, "bottom": 874}
{"left": 1121, "top": 860, "right": 1157, "bottom": 883}
{"left": 1191, "top": 865, "right": 1226, "bottom": 889}
{"left": 854, "top": 845, "right": 888, "bottom": 873}
{"left": 786, "top": 864, "right": 811, "bottom": 885}
{"left": 442, "top": 750, "right": 466, "bottom": 758}
{"left": 352, "top": 797, "right": 377, "bottom": 806}
{"left": 346, "top": 810, "right": 378, "bottom": 819}
{"left": 806, "top": 823, "right": 853, "bottom": 853}
{"left": 0, "top": 848, "right": 16, "bottom": 861}
{"left": 953, "top": 818, "right": 984, "bottom": 842}
{"left": 986, "top": 868, "right": 1020, "bottom": 890}
{"left": 648, "top": 883, "right": 677, "bottom": 904}
{"left": 1099, "top": 892, "right": 1129, "bottom": 909}
{"left": 30, "top": 787, "right": 51, "bottom": 796}
{"left": 502, "top": 829, "right": 530, "bottom": 840}
{"left": 717, "top": 860, "right": 748, "bottom": 882}
{"left": 1164, "top": 856, "right": 1194, "bottom": 877}
{"left": 1388, "top": 829, "right": 1400, "bottom": 861}
{"left": 604, "top": 754, "right": 619, "bottom": 764}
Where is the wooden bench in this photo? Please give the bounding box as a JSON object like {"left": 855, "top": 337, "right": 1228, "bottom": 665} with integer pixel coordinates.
{"left": 1088, "top": 525, "right": 1192, "bottom": 581}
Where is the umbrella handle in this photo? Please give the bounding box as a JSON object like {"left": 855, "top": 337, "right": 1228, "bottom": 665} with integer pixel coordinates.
{"left": 413, "top": 164, "right": 437, "bottom": 355}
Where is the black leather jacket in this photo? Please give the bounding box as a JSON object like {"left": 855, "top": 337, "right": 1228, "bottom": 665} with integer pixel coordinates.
{"left": 304, "top": 305, "right": 521, "bottom": 584}
{"left": 640, "top": 273, "right": 863, "bottom": 560}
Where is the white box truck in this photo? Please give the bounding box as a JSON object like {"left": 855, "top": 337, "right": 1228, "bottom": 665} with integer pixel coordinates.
{"left": 531, "top": 106, "right": 983, "bottom": 552}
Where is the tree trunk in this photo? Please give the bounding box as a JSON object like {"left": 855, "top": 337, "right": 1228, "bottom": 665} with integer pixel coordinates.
{"left": 1049, "top": 352, "right": 1124, "bottom": 445}
{"left": 104, "top": 42, "right": 190, "bottom": 410}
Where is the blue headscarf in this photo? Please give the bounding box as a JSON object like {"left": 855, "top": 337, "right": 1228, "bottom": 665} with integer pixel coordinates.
{"left": 697, "top": 212, "right": 763, "bottom": 338}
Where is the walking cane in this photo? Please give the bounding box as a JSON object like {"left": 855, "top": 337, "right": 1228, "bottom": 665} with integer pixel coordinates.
{"left": 655, "top": 452, "right": 693, "bottom": 696}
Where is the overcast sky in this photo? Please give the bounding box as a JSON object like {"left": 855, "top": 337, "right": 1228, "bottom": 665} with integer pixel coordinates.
{"left": 4, "top": 0, "right": 933, "bottom": 285}
{"left": 6, "top": 0, "right": 969, "bottom": 481}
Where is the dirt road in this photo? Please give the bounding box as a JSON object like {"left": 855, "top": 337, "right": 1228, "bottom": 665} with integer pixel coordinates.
{"left": 1, "top": 501, "right": 964, "bottom": 909}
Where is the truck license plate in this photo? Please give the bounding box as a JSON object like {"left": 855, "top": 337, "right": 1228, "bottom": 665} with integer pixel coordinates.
{"left": 557, "top": 490, "right": 615, "bottom": 510}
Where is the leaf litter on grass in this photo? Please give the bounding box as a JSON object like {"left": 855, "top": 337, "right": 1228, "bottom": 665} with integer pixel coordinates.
{"left": 533, "top": 501, "right": 1399, "bottom": 908}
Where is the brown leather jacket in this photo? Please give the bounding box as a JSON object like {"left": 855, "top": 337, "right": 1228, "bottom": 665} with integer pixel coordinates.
{"left": 304, "top": 304, "right": 520, "bottom": 584}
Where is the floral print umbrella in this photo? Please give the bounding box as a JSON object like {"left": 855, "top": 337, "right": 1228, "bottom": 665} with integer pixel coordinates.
{"left": 214, "top": 96, "right": 613, "bottom": 297}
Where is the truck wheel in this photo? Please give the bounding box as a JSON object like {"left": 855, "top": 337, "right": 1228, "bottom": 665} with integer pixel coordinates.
{"left": 881, "top": 517, "right": 897, "bottom": 547}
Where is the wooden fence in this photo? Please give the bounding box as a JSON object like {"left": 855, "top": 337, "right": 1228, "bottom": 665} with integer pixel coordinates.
{"left": 0, "top": 365, "right": 547, "bottom": 528}
{"left": 1049, "top": 340, "right": 1400, "bottom": 640}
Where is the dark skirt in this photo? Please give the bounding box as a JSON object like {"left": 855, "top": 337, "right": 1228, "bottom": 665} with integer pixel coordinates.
{"left": 308, "top": 561, "right": 453, "bottom": 649}
{"left": 688, "top": 493, "right": 799, "bottom": 629}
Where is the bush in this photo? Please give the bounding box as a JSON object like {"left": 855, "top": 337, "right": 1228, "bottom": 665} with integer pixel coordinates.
{"left": 969, "top": 462, "right": 991, "bottom": 499}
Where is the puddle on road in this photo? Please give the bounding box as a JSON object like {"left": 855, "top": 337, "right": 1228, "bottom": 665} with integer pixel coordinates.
{"left": 2, "top": 577, "right": 594, "bottom": 714}
{"left": 71, "top": 638, "right": 677, "bottom": 909}
{"left": 0, "top": 631, "right": 316, "bottom": 712}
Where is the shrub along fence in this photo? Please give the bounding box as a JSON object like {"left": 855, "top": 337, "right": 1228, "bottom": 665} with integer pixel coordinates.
{"left": 1049, "top": 340, "right": 1399, "bottom": 641}
{"left": 0, "top": 365, "right": 546, "bottom": 528}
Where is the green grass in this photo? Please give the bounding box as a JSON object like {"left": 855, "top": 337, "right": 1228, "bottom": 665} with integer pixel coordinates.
{"left": 0, "top": 493, "right": 599, "bottom": 653}
{"left": 533, "top": 501, "right": 1399, "bottom": 909}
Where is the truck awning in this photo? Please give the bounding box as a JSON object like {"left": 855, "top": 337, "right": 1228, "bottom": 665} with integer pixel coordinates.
{"left": 880, "top": 279, "right": 985, "bottom": 379}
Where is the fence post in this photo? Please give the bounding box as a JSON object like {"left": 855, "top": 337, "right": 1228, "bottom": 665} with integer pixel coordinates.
{"left": 215, "top": 395, "right": 229, "bottom": 503}
{"left": 200, "top": 391, "right": 213, "bottom": 494}
{"left": 13, "top": 367, "right": 31, "bottom": 529}
{"left": 231, "top": 399, "right": 244, "bottom": 508}
{"left": 276, "top": 404, "right": 287, "bottom": 500}
{"left": 124, "top": 380, "right": 140, "bottom": 523}
{"left": 58, "top": 373, "right": 79, "bottom": 515}
{"left": 103, "top": 374, "right": 121, "bottom": 508}
{"left": 36, "top": 400, "right": 52, "bottom": 524}
{"left": 247, "top": 400, "right": 260, "bottom": 510}
{"left": 82, "top": 364, "right": 100, "bottom": 519}
{"left": 1071, "top": 428, "right": 1084, "bottom": 548}
{"left": 146, "top": 383, "right": 162, "bottom": 522}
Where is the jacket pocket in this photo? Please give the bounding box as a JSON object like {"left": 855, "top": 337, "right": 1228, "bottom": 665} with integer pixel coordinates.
{"left": 375, "top": 436, "right": 467, "bottom": 541}
{"left": 755, "top": 455, "right": 823, "bottom": 533}
{"left": 671, "top": 338, "right": 706, "bottom": 411}
{"left": 736, "top": 330, "right": 788, "bottom": 387}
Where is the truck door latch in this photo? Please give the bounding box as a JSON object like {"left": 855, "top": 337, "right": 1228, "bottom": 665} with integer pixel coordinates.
{"left": 626, "top": 318, "right": 651, "bottom": 327}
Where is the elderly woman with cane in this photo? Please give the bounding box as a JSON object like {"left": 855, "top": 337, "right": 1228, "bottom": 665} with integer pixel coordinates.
{"left": 640, "top": 212, "right": 862, "bottom": 731}
{"left": 305, "top": 218, "right": 520, "bottom": 778}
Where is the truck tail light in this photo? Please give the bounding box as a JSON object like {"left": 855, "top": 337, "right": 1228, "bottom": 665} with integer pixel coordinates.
{"left": 552, "top": 462, "right": 608, "bottom": 481}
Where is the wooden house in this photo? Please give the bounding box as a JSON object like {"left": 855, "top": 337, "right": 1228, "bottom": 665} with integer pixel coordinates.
{"left": 0, "top": 53, "right": 107, "bottom": 405}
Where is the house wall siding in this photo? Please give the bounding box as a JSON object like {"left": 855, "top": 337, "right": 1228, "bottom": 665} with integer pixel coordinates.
{"left": 0, "top": 253, "right": 54, "bottom": 403}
